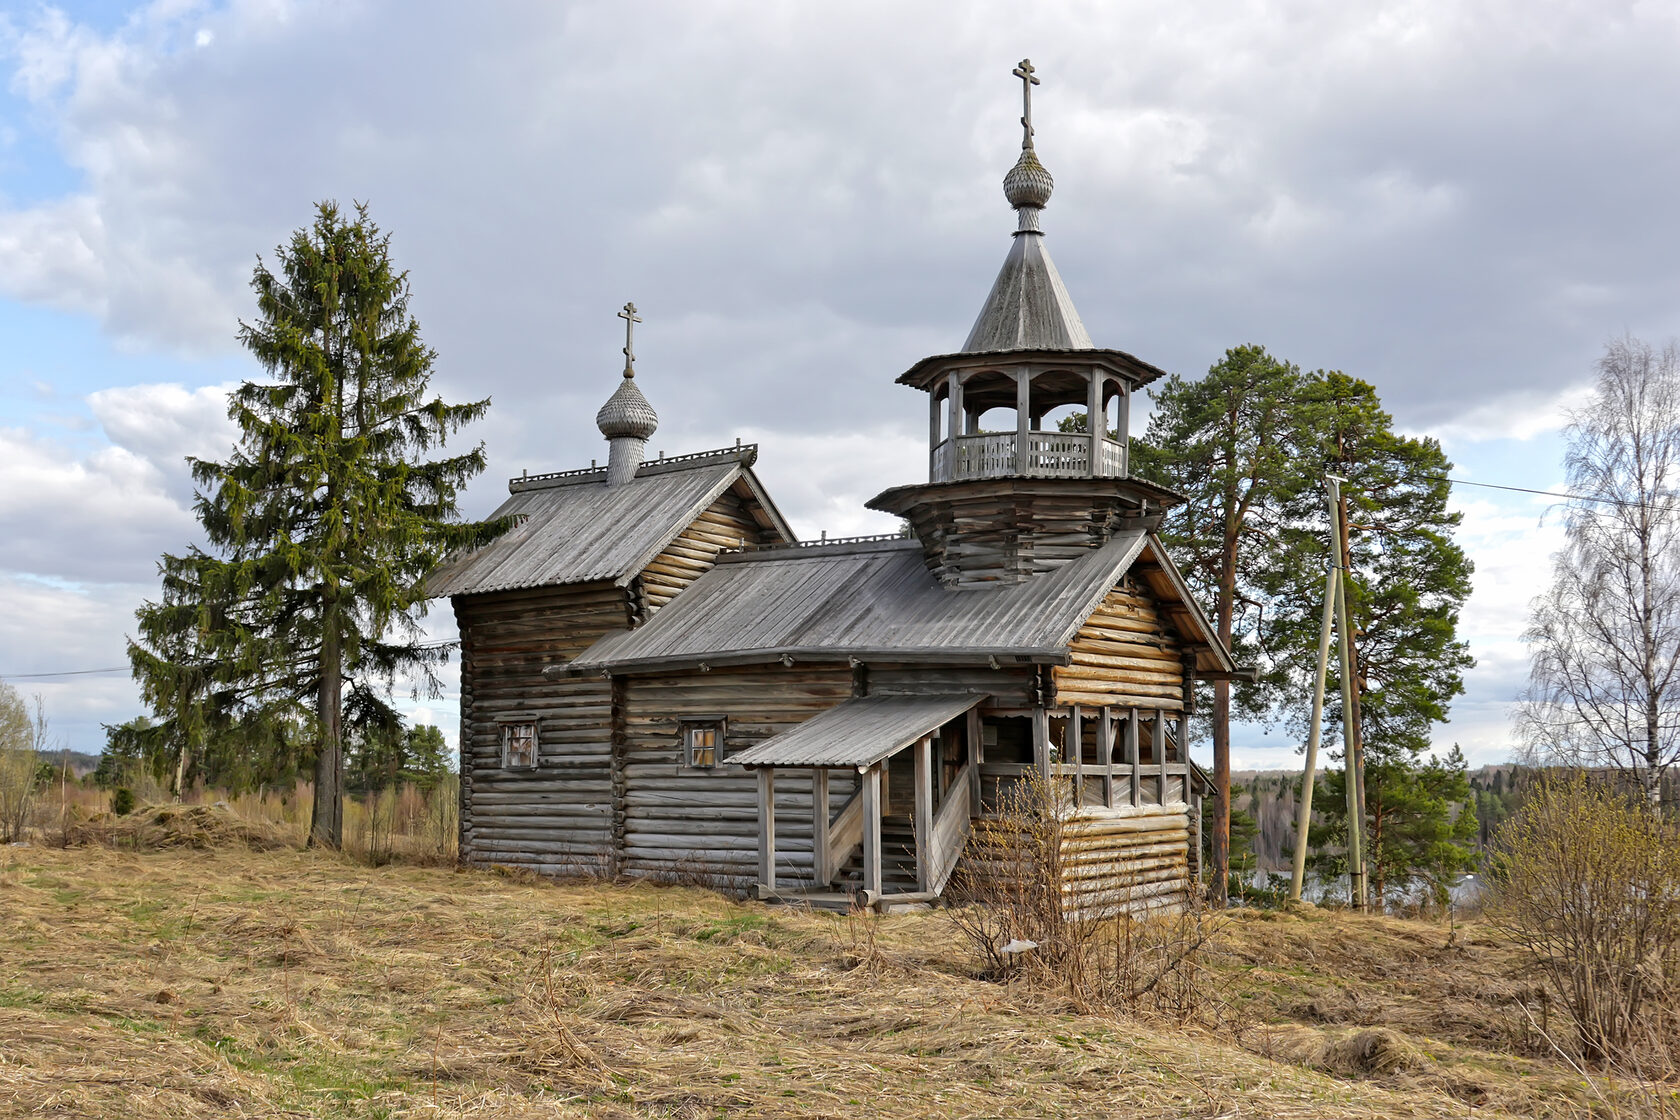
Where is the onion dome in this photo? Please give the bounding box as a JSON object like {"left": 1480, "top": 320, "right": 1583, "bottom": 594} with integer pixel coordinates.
{"left": 596, "top": 375, "right": 658, "bottom": 441}
{"left": 1004, "top": 146, "right": 1054, "bottom": 215}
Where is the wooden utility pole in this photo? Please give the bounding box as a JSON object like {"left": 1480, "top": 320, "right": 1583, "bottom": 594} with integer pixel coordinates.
{"left": 1328, "top": 476, "right": 1367, "bottom": 909}
{"left": 1288, "top": 559, "right": 1339, "bottom": 902}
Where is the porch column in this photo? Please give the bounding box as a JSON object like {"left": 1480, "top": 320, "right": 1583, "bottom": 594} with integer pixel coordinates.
{"left": 914, "top": 736, "right": 934, "bottom": 892}
{"left": 967, "top": 707, "right": 983, "bottom": 810}
{"left": 1126, "top": 708, "right": 1140, "bottom": 807}
{"left": 861, "top": 764, "right": 883, "bottom": 900}
{"left": 1119, "top": 386, "right": 1131, "bottom": 475}
{"left": 812, "top": 768, "right": 831, "bottom": 885}
{"left": 1155, "top": 716, "right": 1169, "bottom": 804}
{"left": 756, "top": 768, "right": 776, "bottom": 897}
{"left": 1087, "top": 369, "right": 1103, "bottom": 476}
{"left": 1099, "top": 707, "right": 1114, "bottom": 808}
{"left": 1070, "top": 704, "right": 1084, "bottom": 806}
{"left": 1033, "top": 708, "right": 1051, "bottom": 784}
{"left": 1016, "top": 367, "right": 1032, "bottom": 474}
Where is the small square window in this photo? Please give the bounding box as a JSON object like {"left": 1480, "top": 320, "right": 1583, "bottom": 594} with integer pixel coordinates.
{"left": 501, "top": 721, "right": 537, "bottom": 769}
{"left": 683, "top": 721, "right": 724, "bottom": 768}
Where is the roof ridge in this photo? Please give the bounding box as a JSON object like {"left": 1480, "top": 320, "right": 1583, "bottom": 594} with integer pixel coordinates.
{"left": 717, "top": 535, "right": 917, "bottom": 563}
{"left": 510, "top": 443, "right": 757, "bottom": 493}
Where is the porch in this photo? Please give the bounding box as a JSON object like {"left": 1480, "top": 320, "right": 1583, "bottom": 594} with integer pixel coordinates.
{"left": 733, "top": 695, "right": 1203, "bottom": 913}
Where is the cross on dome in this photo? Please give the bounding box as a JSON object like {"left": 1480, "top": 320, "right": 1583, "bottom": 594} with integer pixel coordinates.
{"left": 1013, "top": 58, "right": 1039, "bottom": 151}
{"left": 618, "top": 301, "right": 643, "bottom": 378}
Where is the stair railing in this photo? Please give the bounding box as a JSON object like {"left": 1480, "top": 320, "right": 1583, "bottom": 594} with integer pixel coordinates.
{"left": 820, "top": 786, "right": 865, "bottom": 884}
{"left": 925, "top": 760, "right": 975, "bottom": 894}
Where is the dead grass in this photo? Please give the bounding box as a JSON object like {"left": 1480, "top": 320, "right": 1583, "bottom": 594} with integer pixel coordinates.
{"left": 0, "top": 844, "right": 1672, "bottom": 1119}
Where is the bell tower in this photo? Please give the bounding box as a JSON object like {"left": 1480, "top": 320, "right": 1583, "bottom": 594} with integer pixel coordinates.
{"left": 867, "top": 60, "right": 1180, "bottom": 588}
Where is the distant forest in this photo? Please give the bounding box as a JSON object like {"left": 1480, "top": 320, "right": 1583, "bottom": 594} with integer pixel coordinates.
{"left": 1231, "top": 765, "right": 1558, "bottom": 874}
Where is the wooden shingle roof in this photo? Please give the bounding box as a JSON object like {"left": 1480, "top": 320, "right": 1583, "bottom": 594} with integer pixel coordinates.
{"left": 425, "top": 446, "right": 791, "bottom": 598}
{"left": 567, "top": 531, "right": 1154, "bottom": 673}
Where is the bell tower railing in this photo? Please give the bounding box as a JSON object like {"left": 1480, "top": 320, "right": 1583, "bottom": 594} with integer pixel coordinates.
{"left": 929, "top": 429, "right": 1127, "bottom": 482}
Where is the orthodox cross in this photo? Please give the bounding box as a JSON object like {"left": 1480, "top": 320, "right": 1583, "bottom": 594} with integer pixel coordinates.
{"left": 618, "top": 301, "right": 642, "bottom": 376}
{"left": 1013, "top": 58, "right": 1040, "bottom": 150}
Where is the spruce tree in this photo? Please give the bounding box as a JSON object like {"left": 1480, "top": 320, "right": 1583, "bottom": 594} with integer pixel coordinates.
{"left": 129, "top": 201, "right": 506, "bottom": 846}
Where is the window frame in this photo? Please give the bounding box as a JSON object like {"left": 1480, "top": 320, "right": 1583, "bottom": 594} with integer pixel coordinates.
{"left": 496, "top": 713, "right": 540, "bottom": 770}
{"left": 680, "top": 718, "right": 727, "bottom": 770}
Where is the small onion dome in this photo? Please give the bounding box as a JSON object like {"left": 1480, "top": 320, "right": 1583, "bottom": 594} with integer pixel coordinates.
{"left": 595, "top": 374, "right": 659, "bottom": 441}
{"left": 1003, "top": 146, "right": 1054, "bottom": 212}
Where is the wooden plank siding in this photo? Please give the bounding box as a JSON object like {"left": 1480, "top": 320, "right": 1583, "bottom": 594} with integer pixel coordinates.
{"left": 620, "top": 665, "right": 856, "bottom": 888}
{"left": 638, "top": 487, "right": 771, "bottom": 615}
{"left": 1053, "top": 574, "right": 1192, "bottom": 712}
{"left": 454, "top": 580, "right": 629, "bottom": 875}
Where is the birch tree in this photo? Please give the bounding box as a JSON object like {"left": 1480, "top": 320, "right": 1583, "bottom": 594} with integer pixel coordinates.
{"left": 1521, "top": 338, "right": 1680, "bottom": 808}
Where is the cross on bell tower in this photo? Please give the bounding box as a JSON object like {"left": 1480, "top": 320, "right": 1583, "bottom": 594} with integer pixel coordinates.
{"left": 1013, "top": 58, "right": 1039, "bottom": 150}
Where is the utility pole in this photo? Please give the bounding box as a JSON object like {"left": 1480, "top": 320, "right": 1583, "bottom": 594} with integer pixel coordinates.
{"left": 1288, "top": 559, "right": 1338, "bottom": 903}
{"left": 1328, "top": 475, "right": 1367, "bottom": 909}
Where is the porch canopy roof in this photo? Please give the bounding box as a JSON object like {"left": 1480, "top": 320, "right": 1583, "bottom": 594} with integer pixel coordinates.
{"left": 731, "top": 693, "right": 982, "bottom": 770}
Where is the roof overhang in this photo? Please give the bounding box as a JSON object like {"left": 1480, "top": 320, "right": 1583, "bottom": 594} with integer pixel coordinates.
{"left": 552, "top": 645, "right": 1060, "bottom": 679}
{"left": 730, "top": 693, "right": 985, "bottom": 769}
{"left": 896, "top": 347, "right": 1170, "bottom": 393}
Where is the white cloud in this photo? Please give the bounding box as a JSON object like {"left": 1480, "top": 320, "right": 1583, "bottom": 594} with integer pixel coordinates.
{"left": 87, "top": 379, "right": 238, "bottom": 494}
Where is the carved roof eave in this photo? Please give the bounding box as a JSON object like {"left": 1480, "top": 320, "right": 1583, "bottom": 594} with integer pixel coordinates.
{"left": 865, "top": 473, "right": 1188, "bottom": 516}
{"left": 895, "top": 347, "right": 1170, "bottom": 393}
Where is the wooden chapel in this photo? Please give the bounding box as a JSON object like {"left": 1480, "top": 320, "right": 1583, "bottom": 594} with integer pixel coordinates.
{"left": 427, "top": 61, "right": 1239, "bottom": 915}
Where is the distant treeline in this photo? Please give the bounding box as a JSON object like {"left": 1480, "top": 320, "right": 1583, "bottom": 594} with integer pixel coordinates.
{"left": 1225, "top": 764, "right": 1653, "bottom": 874}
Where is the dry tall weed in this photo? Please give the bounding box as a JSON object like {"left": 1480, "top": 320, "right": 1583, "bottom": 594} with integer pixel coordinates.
{"left": 948, "top": 772, "right": 1220, "bottom": 1020}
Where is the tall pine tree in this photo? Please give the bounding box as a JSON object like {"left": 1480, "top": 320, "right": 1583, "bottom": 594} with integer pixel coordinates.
{"left": 1133, "top": 344, "right": 1311, "bottom": 904}
{"left": 129, "top": 201, "right": 506, "bottom": 846}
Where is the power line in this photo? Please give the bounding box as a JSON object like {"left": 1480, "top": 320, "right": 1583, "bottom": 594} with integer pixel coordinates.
{"left": 1440, "top": 474, "right": 1680, "bottom": 515}
{"left": 6, "top": 667, "right": 130, "bottom": 679}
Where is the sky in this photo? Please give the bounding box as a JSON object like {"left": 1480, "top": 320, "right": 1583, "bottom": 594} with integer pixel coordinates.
{"left": 3, "top": 0, "right": 1677, "bottom": 770}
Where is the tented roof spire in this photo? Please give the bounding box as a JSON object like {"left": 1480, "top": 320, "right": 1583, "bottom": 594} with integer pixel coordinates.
{"left": 961, "top": 59, "right": 1093, "bottom": 354}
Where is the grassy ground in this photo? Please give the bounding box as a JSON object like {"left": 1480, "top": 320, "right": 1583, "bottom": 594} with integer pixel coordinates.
{"left": 0, "top": 833, "right": 1669, "bottom": 1118}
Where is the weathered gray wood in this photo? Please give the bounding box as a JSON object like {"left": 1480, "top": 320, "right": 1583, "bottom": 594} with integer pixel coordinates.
{"left": 861, "top": 764, "right": 883, "bottom": 898}
{"left": 1154, "top": 714, "right": 1169, "bottom": 803}
{"left": 966, "top": 706, "right": 983, "bottom": 808}
{"left": 1099, "top": 706, "right": 1114, "bottom": 809}
{"left": 1033, "top": 707, "right": 1051, "bottom": 783}
{"left": 756, "top": 767, "right": 776, "bottom": 896}
{"left": 914, "top": 737, "right": 934, "bottom": 891}
{"left": 811, "top": 768, "right": 830, "bottom": 886}
{"left": 1126, "top": 708, "right": 1140, "bottom": 807}
{"left": 1069, "top": 704, "right": 1083, "bottom": 806}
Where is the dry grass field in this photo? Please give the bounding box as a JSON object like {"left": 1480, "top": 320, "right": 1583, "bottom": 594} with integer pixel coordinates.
{"left": 0, "top": 816, "right": 1673, "bottom": 1119}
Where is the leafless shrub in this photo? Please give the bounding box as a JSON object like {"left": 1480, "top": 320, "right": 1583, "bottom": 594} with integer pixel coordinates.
{"left": 0, "top": 681, "right": 44, "bottom": 843}
{"left": 1490, "top": 773, "right": 1680, "bottom": 1074}
{"left": 947, "top": 772, "right": 1221, "bottom": 1020}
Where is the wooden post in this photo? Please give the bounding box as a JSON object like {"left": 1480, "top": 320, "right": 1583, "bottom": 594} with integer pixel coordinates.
{"left": 1126, "top": 708, "right": 1140, "bottom": 807}
{"left": 1016, "top": 367, "right": 1032, "bottom": 474}
{"left": 812, "top": 768, "right": 831, "bottom": 885}
{"left": 757, "top": 768, "right": 776, "bottom": 897}
{"left": 1119, "top": 386, "right": 1131, "bottom": 475}
{"left": 1033, "top": 707, "right": 1051, "bottom": 784}
{"left": 1086, "top": 369, "right": 1103, "bottom": 476}
{"left": 1099, "top": 707, "right": 1114, "bottom": 808}
{"left": 1069, "top": 705, "right": 1083, "bottom": 807}
{"left": 914, "top": 737, "right": 934, "bottom": 891}
{"left": 1193, "top": 793, "right": 1204, "bottom": 884}
{"left": 967, "top": 707, "right": 983, "bottom": 810}
{"left": 1154, "top": 716, "right": 1168, "bottom": 805}
{"left": 1290, "top": 564, "right": 1338, "bottom": 903}
{"left": 861, "top": 764, "right": 883, "bottom": 901}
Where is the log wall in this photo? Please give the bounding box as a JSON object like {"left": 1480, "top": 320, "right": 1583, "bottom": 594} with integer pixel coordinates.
{"left": 621, "top": 665, "right": 856, "bottom": 889}
{"left": 639, "top": 488, "right": 769, "bottom": 614}
{"left": 1053, "top": 575, "right": 1192, "bottom": 712}
{"left": 454, "top": 580, "right": 628, "bottom": 875}
{"left": 1059, "top": 804, "right": 1193, "bottom": 919}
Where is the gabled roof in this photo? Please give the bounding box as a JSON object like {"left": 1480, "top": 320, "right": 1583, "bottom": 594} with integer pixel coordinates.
{"left": 568, "top": 531, "right": 1152, "bottom": 673}
{"left": 962, "top": 231, "right": 1092, "bottom": 352}
{"left": 425, "top": 446, "right": 793, "bottom": 599}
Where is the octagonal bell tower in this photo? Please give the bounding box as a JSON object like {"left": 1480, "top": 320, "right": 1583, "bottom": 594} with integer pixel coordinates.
{"left": 867, "top": 59, "right": 1182, "bottom": 588}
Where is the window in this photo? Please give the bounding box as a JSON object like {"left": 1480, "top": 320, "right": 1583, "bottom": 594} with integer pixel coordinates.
{"left": 501, "top": 721, "right": 537, "bottom": 769}
{"left": 683, "top": 720, "right": 724, "bottom": 768}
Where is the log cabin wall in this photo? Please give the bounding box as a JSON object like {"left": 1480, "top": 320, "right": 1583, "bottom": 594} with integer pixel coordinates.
{"left": 1053, "top": 574, "right": 1192, "bottom": 713}
{"left": 620, "top": 664, "right": 855, "bottom": 889}
{"left": 1059, "top": 805, "right": 1192, "bottom": 919}
{"left": 454, "top": 580, "right": 629, "bottom": 874}
{"left": 865, "top": 663, "right": 1036, "bottom": 706}
{"left": 638, "top": 488, "right": 772, "bottom": 615}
